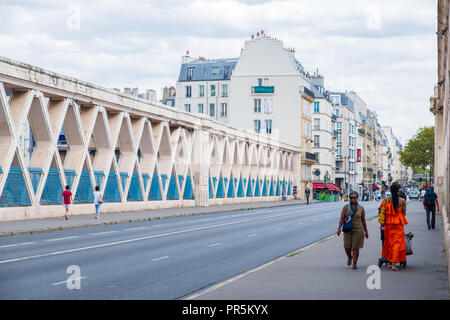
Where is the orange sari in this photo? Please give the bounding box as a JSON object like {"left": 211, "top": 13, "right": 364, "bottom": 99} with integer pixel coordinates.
{"left": 382, "top": 202, "right": 408, "bottom": 263}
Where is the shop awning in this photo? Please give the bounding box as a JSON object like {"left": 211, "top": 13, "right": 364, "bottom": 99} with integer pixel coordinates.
{"left": 312, "top": 182, "right": 341, "bottom": 191}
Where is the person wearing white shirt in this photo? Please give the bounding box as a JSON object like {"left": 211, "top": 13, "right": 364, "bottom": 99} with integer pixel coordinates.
{"left": 93, "top": 186, "right": 103, "bottom": 219}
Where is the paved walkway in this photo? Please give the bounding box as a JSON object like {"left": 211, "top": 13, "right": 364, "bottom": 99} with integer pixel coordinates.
{"left": 189, "top": 200, "right": 449, "bottom": 300}
{"left": 0, "top": 199, "right": 319, "bottom": 237}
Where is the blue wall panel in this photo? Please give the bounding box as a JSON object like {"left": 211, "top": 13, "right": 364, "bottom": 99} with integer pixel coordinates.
{"left": 102, "top": 171, "right": 120, "bottom": 203}
{"left": 28, "top": 167, "right": 43, "bottom": 194}
{"left": 74, "top": 170, "right": 94, "bottom": 203}
{"left": 237, "top": 178, "right": 244, "bottom": 197}
{"left": 127, "top": 172, "right": 143, "bottom": 201}
{"left": 0, "top": 166, "right": 31, "bottom": 207}
{"left": 149, "top": 174, "right": 162, "bottom": 200}
{"left": 167, "top": 175, "right": 179, "bottom": 200}
{"left": 216, "top": 176, "right": 224, "bottom": 198}
{"left": 64, "top": 169, "right": 76, "bottom": 189}
{"left": 40, "top": 168, "right": 63, "bottom": 205}
{"left": 183, "top": 175, "right": 194, "bottom": 199}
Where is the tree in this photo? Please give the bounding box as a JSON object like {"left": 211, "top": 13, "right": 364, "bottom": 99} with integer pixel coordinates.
{"left": 400, "top": 126, "right": 434, "bottom": 179}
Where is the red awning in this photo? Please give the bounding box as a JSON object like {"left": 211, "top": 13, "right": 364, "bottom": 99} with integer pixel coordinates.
{"left": 372, "top": 183, "right": 379, "bottom": 190}
{"left": 312, "top": 183, "right": 325, "bottom": 190}
{"left": 326, "top": 183, "right": 341, "bottom": 191}
{"left": 313, "top": 182, "right": 340, "bottom": 191}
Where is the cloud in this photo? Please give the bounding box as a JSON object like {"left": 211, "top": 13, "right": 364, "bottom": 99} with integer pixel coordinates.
{"left": 0, "top": 0, "right": 437, "bottom": 142}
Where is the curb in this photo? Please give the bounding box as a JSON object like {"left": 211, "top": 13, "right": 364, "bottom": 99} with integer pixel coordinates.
{"left": 182, "top": 233, "right": 337, "bottom": 300}
{"left": 0, "top": 200, "right": 321, "bottom": 238}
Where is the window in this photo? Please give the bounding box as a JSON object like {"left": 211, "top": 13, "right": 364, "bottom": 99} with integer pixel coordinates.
{"left": 314, "top": 102, "right": 320, "bottom": 113}
{"left": 314, "top": 135, "right": 320, "bottom": 148}
{"left": 337, "top": 134, "right": 342, "bottom": 143}
{"left": 187, "top": 68, "right": 194, "bottom": 81}
{"left": 254, "top": 120, "right": 261, "bottom": 134}
{"left": 209, "top": 103, "right": 215, "bottom": 117}
{"left": 198, "top": 104, "right": 204, "bottom": 114}
{"left": 336, "top": 147, "right": 342, "bottom": 155}
{"left": 302, "top": 164, "right": 307, "bottom": 180}
{"left": 221, "top": 103, "right": 227, "bottom": 117}
{"left": 314, "top": 118, "right": 320, "bottom": 130}
{"left": 265, "top": 120, "right": 272, "bottom": 134}
{"left": 186, "top": 86, "right": 192, "bottom": 98}
{"left": 330, "top": 95, "right": 341, "bottom": 105}
{"left": 264, "top": 98, "right": 273, "bottom": 114}
{"left": 336, "top": 122, "right": 342, "bottom": 129}
{"left": 254, "top": 99, "right": 261, "bottom": 113}
{"left": 222, "top": 84, "right": 228, "bottom": 97}
{"left": 335, "top": 109, "right": 340, "bottom": 117}
{"left": 211, "top": 85, "right": 216, "bottom": 97}
{"left": 212, "top": 67, "right": 219, "bottom": 75}
{"left": 184, "top": 104, "right": 191, "bottom": 112}
{"left": 258, "top": 78, "right": 263, "bottom": 86}
{"left": 199, "top": 85, "right": 204, "bottom": 97}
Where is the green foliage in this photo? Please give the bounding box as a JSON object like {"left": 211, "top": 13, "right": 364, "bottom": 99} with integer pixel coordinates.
{"left": 400, "top": 126, "right": 434, "bottom": 174}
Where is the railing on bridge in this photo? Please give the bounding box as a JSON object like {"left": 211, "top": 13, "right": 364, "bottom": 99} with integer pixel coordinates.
{"left": 0, "top": 57, "right": 301, "bottom": 220}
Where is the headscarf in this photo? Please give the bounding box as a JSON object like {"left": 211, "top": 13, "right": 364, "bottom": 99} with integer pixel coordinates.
{"left": 347, "top": 191, "right": 359, "bottom": 219}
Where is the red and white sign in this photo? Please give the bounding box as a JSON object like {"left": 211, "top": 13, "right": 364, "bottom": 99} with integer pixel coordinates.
{"left": 357, "top": 149, "right": 361, "bottom": 162}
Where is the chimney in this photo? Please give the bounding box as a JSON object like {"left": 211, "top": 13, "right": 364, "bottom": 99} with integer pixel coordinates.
{"left": 132, "top": 87, "right": 139, "bottom": 96}
{"left": 124, "top": 87, "right": 131, "bottom": 95}
{"left": 181, "top": 50, "right": 194, "bottom": 64}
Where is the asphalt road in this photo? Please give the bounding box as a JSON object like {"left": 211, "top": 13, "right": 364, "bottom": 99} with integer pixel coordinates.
{"left": 0, "top": 201, "right": 380, "bottom": 299}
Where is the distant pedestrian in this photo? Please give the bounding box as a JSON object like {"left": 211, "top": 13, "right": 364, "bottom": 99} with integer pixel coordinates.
{"left": 305, "top": 188, "right": 310, "bottom": 204}
{"left": 422, "top": 187, "right": 439, "bottom": 230}
{"left": 420, "top": 188, "right": 426, "bottom": 201}
{"left": 337, "top": 191, "right": 368, "bottom": 269}
{"left": 93, "top": 185, "right": 103, "bottom": 219}
{"left": 62, "top": 185, "right": 73, "bottom": 220}
{"left": 382, "top": 183, "right": 408, "bottom": 271}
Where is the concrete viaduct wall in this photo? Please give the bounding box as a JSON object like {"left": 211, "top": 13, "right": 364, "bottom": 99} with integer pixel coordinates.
{"left": 0, "top": 57, "right": 302, "bottom": 221}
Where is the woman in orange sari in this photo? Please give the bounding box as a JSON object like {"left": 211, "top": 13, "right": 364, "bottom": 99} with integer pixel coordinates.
{"left": 382, "top": 182, "right": 408, "bottom": 271}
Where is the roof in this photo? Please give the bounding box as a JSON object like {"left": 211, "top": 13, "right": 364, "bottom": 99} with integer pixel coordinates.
{"left": 178, "top": 58, "right": 238, "bottom": 82}
{"left": 328, "top": 91, "right": 355, "bottom": 112}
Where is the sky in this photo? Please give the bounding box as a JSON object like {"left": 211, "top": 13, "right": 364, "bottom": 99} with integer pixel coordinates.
{"left": 0, "top": 0, "right": 437, "bottom": 143}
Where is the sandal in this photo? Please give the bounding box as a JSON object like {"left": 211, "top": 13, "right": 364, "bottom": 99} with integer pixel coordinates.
{"left": 352, "top": 264, "right": 357, "bottom": 269}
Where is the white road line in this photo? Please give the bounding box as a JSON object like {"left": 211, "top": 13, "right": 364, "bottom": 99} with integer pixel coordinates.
{"left": 153, "top": 224, "right": 162, "bottom": 227}
{"left": 152, "top": 255, "right": 169, "bottom": 262}
{"left": 0, "top": 242, "right": 35, "bottom": 249}
{"left": 125, "top": 227, "right": 148, "bottom": 231}
{"left": 248, "top": 233, "right": 258, "bottom": 237}
{"left": 44, "top": 236, "right": 80, "bottom": 242}
{"left": 0, "top": 210, "right": 310, "bottom": 265}
{"left": 51, "top": 276, "right": 86, "bottom": 286}
{"left": 208, "top": 242, "right": 222, "bottom": 247}
{"left": 89, "top": 231, "right": 118, "bottom": 236}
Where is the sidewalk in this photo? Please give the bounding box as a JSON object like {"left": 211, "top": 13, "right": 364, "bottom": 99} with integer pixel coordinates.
{"left": 0, "top": 199, "right": 318, "bottom": 237}
{"left": 189, "top": 201, "right": 449, "bottom": 300}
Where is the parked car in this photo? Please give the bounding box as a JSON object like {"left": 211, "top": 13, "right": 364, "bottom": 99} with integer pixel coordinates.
{"left": 409, "top": 190, "right": 420, "bottom": 200}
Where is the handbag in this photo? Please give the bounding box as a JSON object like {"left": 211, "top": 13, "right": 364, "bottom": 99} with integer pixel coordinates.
{"left": 342, "top": 204, "right": 353, "bottom": 233}
{"left": 378, "top": 198, "right": 388, "bottom": 224}
{"left": 405, "top": 232, "right": 414, "bottom": 255}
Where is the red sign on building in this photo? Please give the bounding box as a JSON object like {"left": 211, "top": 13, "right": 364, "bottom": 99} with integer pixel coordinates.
{"left": 357, "top": 149, "right": 361, "bottom": 162}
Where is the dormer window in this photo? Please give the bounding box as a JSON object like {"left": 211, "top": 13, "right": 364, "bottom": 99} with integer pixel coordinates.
{"left": 212, "top": 67, "right": 219, "bottom": 75}
{"left": 187, "top": 68, "right": 194, "bottom": 80}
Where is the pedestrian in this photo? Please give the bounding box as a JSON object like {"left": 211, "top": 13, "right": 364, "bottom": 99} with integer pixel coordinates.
{"left": 93, "top": 185, "right": 103, "bottom": 219}
{"left": 422, "top": 186, "right": 439, "bottom": 230}
{"left": 382, "top": 182, "right": 408, "bottom": 271}
{"left": 337, "top": 191, "right": 369, "bottom": 269}
{"left": 420, "top": 188, "right": 426, "bottom": 201}
{"left": 62, "top": 185, "right": 73, "bottom": 220}
{"left": 305, "top": 188, "right": 310, "bottom": 204}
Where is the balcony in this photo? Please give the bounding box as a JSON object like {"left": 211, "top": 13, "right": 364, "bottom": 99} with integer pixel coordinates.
{"left": 302, "top": 151, "right": 316, "bottom": 164}
{"left": 331, "top": 114, "right": 337, "bottom": 121}
{"left": 252, "top": 86, "right": 274, "bottom": 94}
{"left": 302, "top": 87, "right": 315, "bottom": 100}
{"left": 358, "top": 128, "right": 365, "bottom": 136}
{"left": 333, "top": 129, "right": 338, "bottom": 137}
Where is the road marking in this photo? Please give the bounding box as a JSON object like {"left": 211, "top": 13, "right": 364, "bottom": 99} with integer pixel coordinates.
{"left": 0, "top": 242, "right": 35, "bottom": 248}
{"left": 51, "top": 276, "right": 86, "bottom": 286}
{"left": 89, "top": 231, "right": 117, "bottom": 236}
{"left": 45, "top": 236, "right": 79, "bottom": 242}
{"left": 152, "top": 255, "right": 169, "bottom": 262}
{"left": 125, "top": 227, "right": 148, "bottom": 231}
{"left": 208, "top": 242, "right": 222, "bottom": 247}
{"left": 248, "top": 233, "right": 257, "bottom": 237}
{"left": 153, "top": 224, "right": 162, "bottom": 227}
{"left": 0, "top": 209, "right": 321, "bottom": 265}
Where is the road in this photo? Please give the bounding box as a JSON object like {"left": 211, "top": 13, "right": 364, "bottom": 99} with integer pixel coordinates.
{"left": 0, "top": 201, "right": 380, "bottom": 299}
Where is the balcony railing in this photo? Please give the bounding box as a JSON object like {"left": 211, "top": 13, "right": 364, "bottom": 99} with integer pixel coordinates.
{"left": 358, "top": 128, "right": 365, "bottom": 136}
{"left": 252, "top": 86, "right": 274, "bottom": 94}
{"left": 331, "top": 114, "right": 337, "bottom": 121}
{"left": 305, "top": 152, "right": 316, "bottom": 161}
